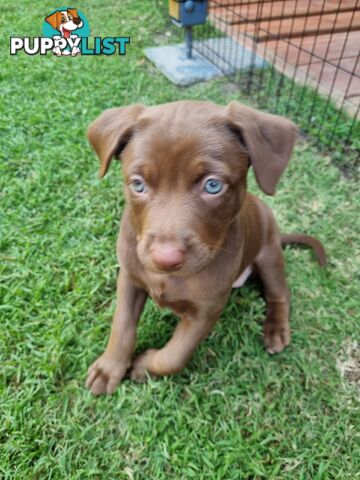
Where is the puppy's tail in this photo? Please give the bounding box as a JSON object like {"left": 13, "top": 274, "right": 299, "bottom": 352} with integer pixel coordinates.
{"left": 281, "top": 233, "right": 327, "bottom": 267}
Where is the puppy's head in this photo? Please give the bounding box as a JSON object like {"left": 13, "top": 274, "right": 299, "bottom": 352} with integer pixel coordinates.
{"left": 45, "top": 9, "right": 83, "bottom": 37}
{"left": 88, "top": 101, "right": 297, "bottom": 275}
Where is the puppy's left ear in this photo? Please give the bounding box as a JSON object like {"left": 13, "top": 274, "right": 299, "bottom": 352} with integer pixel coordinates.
{"left": 226, "top": 101, "right": 297, "bottom": 195}
{"left": 87, "top": 105, "right": 145, "bottom": 178}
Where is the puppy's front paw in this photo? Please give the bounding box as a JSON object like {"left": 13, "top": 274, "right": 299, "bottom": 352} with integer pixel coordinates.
{"left": 86, "top": 353, "right": 128, "bottom": 395}
{"left": 71, "top": 47, "right": 81, "bottom": 57}
{"left": 129, "top": 349, "right": 158, "bottom": 382}
{"left": 264, "top": 322, "right": 290, "bottom": 354}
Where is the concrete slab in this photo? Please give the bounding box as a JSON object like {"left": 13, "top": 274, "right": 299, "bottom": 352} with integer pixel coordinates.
{"left": 144, "top": 37, "right": 266, "bottom": 86}
{"left": 194, "top": 37, "right": 267, "bottom": 74}
{"left": 144, "top": 44, "right": 223, "bottom": 86}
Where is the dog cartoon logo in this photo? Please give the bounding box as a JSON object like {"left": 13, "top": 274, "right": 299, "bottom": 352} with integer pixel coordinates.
{"left": 44, "top": 7, "right": 89, "bottom": 56}
{"left": 10, "top": 8, "right": 129, "bottom": 57}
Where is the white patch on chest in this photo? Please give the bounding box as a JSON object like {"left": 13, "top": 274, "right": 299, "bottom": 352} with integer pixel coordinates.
{"left": 232, "top": 265, "right": 252, "bottom": 288}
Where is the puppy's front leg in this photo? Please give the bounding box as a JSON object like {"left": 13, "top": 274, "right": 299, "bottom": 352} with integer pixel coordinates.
{"left": 86, "top": 269, "right": 147, "bottom": 395}
{"left": 130, "top": 309, "right": 222, "bottom": 381}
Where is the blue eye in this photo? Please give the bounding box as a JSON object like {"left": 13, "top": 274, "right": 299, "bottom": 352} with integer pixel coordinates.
{"left": 130, "top": 178, "right": 147, "bottom": 194}
{"left": 204, "top": 178, "right": 224, "bottom": 195}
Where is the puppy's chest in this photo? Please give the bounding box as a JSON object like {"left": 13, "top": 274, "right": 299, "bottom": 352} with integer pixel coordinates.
{"left": 147, "top": 277, "right": 198, "bottom": 317}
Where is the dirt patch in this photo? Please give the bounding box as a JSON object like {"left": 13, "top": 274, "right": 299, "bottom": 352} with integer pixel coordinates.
{"left": 221, "top": 81, "right": 241, "bottom": 97}
{"left": 337, "top": 340, "right": 360, "bottom": 385}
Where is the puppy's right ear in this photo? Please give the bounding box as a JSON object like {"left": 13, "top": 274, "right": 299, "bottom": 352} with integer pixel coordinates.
{"left": 87, "top": 105, "right": 145, "bottom": 178}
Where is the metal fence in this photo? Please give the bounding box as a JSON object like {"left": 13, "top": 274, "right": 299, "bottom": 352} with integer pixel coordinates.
{"left": 156, "top": 1, "right": 360, "bottom": 171}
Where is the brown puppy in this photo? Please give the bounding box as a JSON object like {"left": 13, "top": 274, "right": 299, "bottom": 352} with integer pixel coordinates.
{"left": 85, "top": 100, "right": 326, "bottom": 395}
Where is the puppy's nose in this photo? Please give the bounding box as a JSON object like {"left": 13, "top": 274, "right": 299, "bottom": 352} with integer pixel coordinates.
{"left": 150, "top": 243, "right": 185, "bottom": 271}
{"left": 73, "top": 17, "right": 81, "bottom": 25}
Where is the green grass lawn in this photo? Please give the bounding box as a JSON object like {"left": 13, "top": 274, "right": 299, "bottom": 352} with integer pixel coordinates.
{"left": 1, "top": 1, "right": 359, "bottom": 478}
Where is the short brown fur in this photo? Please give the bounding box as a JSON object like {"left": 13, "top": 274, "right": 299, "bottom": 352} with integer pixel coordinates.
{"left": 85, "top": 100, "right": 326, "bottom": 395}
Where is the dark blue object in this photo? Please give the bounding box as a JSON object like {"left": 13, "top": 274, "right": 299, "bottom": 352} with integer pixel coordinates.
{"left": 172, "top": 0, "right": 208, "bottom": 27}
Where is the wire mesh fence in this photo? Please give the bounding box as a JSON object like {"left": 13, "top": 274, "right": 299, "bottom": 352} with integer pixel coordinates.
{"left": 155, "top": 0, "right": 360, "bottom": 172}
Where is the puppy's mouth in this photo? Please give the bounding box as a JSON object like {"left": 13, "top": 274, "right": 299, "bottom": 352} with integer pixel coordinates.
{"left": 147, "top": 263, "right": 183, "bottom": 275}
{"left": 62, "top": 27, "right": 71, "bottom": 38}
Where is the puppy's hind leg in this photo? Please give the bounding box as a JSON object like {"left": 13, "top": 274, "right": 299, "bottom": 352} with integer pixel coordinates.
{"left": 254, "top": 238, "right": 290, "bottom": 354}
